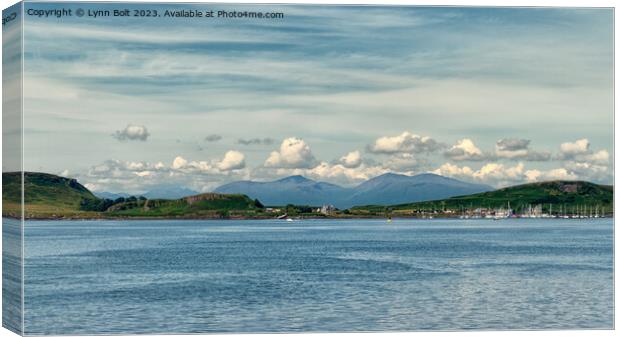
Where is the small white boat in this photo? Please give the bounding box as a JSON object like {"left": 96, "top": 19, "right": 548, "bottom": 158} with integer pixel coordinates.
{"left": 286, "top": 218, "right": 294, "bottom": 222}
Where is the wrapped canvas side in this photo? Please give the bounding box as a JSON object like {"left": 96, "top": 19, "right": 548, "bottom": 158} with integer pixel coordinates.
{"left": 2, "top": 2, "right": 24, "bottom": 335}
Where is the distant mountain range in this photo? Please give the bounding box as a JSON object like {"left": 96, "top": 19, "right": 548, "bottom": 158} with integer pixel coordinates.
{"left": 215, "top": 173, "right": 493, "bottom": 208}
{"left": 142, "top": 186, "right": 198, "bottom": 200}
{"left": 94, "top": 191, "right": 132, "bottom": 200}
{"left": 94, "top": 186, "right": 198, "bottom": 200}
{"left": 3, "top": 172, "right": 612, "bottom": 220}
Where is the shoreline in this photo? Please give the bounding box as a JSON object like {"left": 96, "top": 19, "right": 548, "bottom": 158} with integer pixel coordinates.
{"left": 3, "top": 214, "right": 613, "bottom": 221}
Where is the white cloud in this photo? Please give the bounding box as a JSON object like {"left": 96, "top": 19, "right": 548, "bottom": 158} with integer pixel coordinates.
{"left": 432, "top": 161, "right": 579, "bottom": 187}
{"left": 84, "top": 183, "right": 101, "bottom": 191}
{"left": 565, "top": 161, "right": 610, "bottom": 182}
{"left": 170, "top": 156, "right": 214, "bottom": 172}
{"left": 170, "top": 156, "right": 216, "bottom": 172}
{"left": 431, "top": 162, "right": 474, "bottom": 178}
{"left": 584, "top": 149, "right": 610, "bottom": 165}
{"left": 472, "top": 162, "right": 525, "bottom": 183}
{"left": 495, "top": 138, "right": 550, "bottom": 161}
{"left": 306, "top": 162, "right": 389, "bottom": 185}
{"left": 559, "top": 138, "right": 590, "bottom": 158}
{"left": 113, "top": 124, "right": 150, "bottom": 142}
{"left": 338, "top": 150, "right": 362, "bottom": 168}
{"left": 524, "top": 168, "right": 578, "bottom": 182}
{"left": 384, "top": 153, "right": 422, "bottom": 172}
{"left": 367, "top": 132, "right": 443, "bottom": 154}
{"left": 542, "top": 168, "right": 578, "bottom": 181}
{"left": 253, "top": 160, "right": 389, "bottom": 186}
{"left": 556, "top": 139, "right": 611, "bottom": 182}
{"left": 444, "top": 138, "right": 486, "bottom": 161}
{"left": 264, "top": 137, "right": 317, "bottom": 169}
{"left": 557, "top": 138, "right": 609, "bottom": 163}
{"left": 217, "top": 150, "right": 246, "bottom": 171}
{"left": 83, "top": 156, "right": 249, "bottom": 194}
{"left": 172, "top": 156, "right": 188, "bottom": 170}
{"left": 126, "top": 161, "right": 147, "bottom": 170}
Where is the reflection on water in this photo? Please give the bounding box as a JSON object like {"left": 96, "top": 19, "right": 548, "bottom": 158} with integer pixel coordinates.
{"left": 22, "top": 218, "right": 613, "bottom": 334}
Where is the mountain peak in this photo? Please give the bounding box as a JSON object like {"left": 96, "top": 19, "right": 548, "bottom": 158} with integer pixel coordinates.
{"left": 377, "top": 172, "right": 404, "bottom": 178}
{"left": 276, "top": 175, "right": 313, "bottom": 184}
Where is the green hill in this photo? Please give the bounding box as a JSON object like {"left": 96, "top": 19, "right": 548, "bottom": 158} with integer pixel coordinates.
{"left": 3, "top": 172, "right": 99, "bottom": 217}
{"left": 352, "top": 181, "right": 613, "bottom": 216}
{"left": 104, "top": 193, "right": 264, "bottom": 218}
{"left": 2, "top": 172, "right": 264, "bottom": 219}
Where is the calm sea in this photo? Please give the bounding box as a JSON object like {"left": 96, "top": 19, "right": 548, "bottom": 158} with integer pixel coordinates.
{"left": 13, "top": 218, "right": 615, "bottom": 334}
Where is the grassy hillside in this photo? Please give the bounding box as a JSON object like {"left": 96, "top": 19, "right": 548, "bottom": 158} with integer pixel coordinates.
{"left": 106, "top": 193, "right": 264, "bottom": 218}
{"left": 3, "top": 172, "right": 99, "bottom": 218}
{"left": 352, "top": 180, "right": 613, "bottom": 215}
{"left": 2, "top": 172, "right": 265, "bottom": 219}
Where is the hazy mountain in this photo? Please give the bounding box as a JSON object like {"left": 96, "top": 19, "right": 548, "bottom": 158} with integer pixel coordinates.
{"left": 95, "top": 187, "right": 198, "bottom": 200}
{"left": 94, "top": 191, "right": 132, "bottom": 200}
{"left": 346, "top": 173, "right": 492, "bottom": 207}
{"left": 215, "top": 173, "right": 493, "bottom": 208}
{"left": 142, "top": 185, "right": 199, "bottom": 200}
{"left": 214, "top": 175, "right": 349, "bottom": 206}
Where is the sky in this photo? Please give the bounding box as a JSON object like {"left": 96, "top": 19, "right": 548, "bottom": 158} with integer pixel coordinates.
{"left": 13, "top": 3, "right": 614, "bottom": 193}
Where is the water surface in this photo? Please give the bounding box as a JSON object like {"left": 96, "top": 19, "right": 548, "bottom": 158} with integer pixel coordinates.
{"left": 22, "top": 218, "right": 613, "bottom": 334}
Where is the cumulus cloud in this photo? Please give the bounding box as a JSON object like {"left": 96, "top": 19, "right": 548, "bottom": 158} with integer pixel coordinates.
{"left": 495, "top": 138, "right": 551, "bottom": 161}
{"left": 205, "top": 134, "right": 222, "bottom": 142}
{"left": 558, "top": 138, "right": 590, "bottom": 159}
{"left": 171, "top": 156, "right": 214, "bottom": 172}
{"left": 556, "top": 138, "right": 609, "bottom": 162}
{"left": 264, "top": 137, "right": 317, "bottom": 169}
{"left": 566, "top": 151, "right": 609, "bottom": 167}
{"left": 88, "top": 159, "right": 168, "bottom": 184}
{"left": 238, "top": 138, "right": 275, "bottom": 146}
{"left": 496, "top": 138, "right": 530, "bottom": 152}
{"left": 83, "top": 156, "right": 249, "bottom": 195}
{"left": 217, "top": 150, "right": 246, "bottom": 171}
{"left": 172, "top": 156, "right": 189, "bottom": 170}
{"left": 338, "top": 150, "right": 362, "bottom": 168}
{"left": 433, "top": 161, "right": 579, "bottom": 187}
{"left": 435, "top": 161, "right": 528, "bottom": 186}
{"left": 564, "top": 161, "right": 610, "bottom": 182}
{"left": 306, "top": 162, "right": 388, "bottom": 184}
{"left": 523, "top": 168, "right": 578, "bottom": 182}
{"left": 472, "top": 162, "right": 527, "bottom": 183}
{"left": 367, "top": 132, "right": 443, "bottom": 154}
{"left": 252, "top": 159, "right": 389, "bottom": 186}
{"left": 556, "top": 138, "right": 611, "bottom": 180}
{"left": 432, "top": 162, "right": 474, "bottom": 178}
{"left": 113, "top": 124, "right": 150, "bottom": 141}
{"left": 444, "top": 138, "right": 487, "bottom": 161}
{"left": 384, "top": 153, "right": 424, "bottom": 172}
{"left": 586, "top": 150, "right": 611, "bottom": 164}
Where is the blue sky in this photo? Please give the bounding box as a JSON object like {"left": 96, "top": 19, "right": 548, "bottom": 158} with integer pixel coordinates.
{"left": 15, "top": 3, "right": 614, "bottom": 193}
